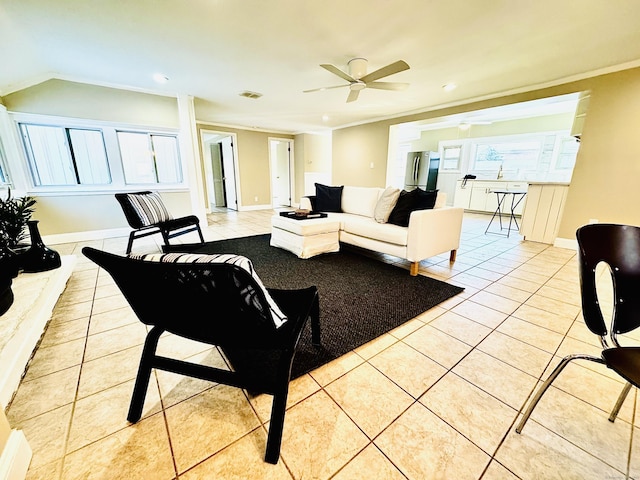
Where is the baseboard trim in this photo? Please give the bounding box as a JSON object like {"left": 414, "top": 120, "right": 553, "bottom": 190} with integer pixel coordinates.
{"left": 42, "top": 227, "right": 131, "bottom": 246}
{"left": 554, "top": 237, "right": 577, "bottom": 250}
{"left": 0, "top": 430, "right": 32, "bottom": 480}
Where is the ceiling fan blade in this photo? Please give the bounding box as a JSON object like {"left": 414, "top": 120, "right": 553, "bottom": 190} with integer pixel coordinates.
{"left": 320, "top": 64, "right": 357, "bottom": 82}
{"left": 303, "top": 84, "right": 349, "bottom": 93}
{"left": 360, "top": 60, "right": 410, "bottom": 83}
{"left": 346, "top": 89, "right": 360, "bottom": 103}
{"left": 366, "top": 82, "right": 409, "bottom": 91}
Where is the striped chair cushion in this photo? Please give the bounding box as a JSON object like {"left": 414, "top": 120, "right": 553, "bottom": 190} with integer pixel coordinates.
{"left": 127, "top": 192, "right": 173, "bottom": 226}
{"left": 129, "top": 252, "right": 288, "bottom": 328}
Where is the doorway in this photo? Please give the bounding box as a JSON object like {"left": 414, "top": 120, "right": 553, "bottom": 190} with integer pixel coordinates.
{"left": 269, "top": 138, "right": 293, "bottom": 207}
{"left": 200, "top": 130, "right": 239, "bottom": 211}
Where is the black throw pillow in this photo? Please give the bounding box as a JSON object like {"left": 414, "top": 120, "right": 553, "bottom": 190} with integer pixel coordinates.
{"left": 414, "top": 188, "right": 439, "bottom": 210}
{"left": 387, "top": 189, "right": 419, "bottom": 227}
{"left": 314, "top": 183, "right": 343, "bottom": 212}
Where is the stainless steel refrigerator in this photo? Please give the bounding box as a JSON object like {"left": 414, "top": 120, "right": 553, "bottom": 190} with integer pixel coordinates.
{"left": 404, "top": 151, "right": 440, "bottom": 191}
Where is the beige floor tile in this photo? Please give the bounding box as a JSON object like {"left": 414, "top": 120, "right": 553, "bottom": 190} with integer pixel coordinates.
{"left": 512, "top": 303, "right": 575, "bottom": 335}
{"left": 62, "top": 413, "right": 175, "bottom": 480}
{"left": 495, "top": 274, "right": 542, "bottom": 293}
{"left": 155, "top": 332, "right": 217, "bottom": 360}
{"left": 179, "top": 429, "right": 293, "bottom": 479}
{"left": 331, "top": 444, "right": 406, "bottom": 480}
{"left": 279, "top": 390, "right": 369, "bottom": 480}
{"left": 497, "top": 419, "right": 624, "bottom": 480}
{"left": 369, "top": 341, "right": 447, "bottom": 398}
{"left": 55, "top": 286, "right": 95, "bottom": 307}
{"left": 8, "top": 365, "right": 80, "bottom": 423}
{"left": 451, "top": 300, "right": 508, "bottom": 329}
{"left": 420, "top": 372, "right": 517, "bottom": 454}
{"left": 375, "top": 402, "right": 489, "bottom": 480}
{"left": 477, "top": 330, "right": 553, "bottom": 378}
{"left": 354, "top": 333, "right": 398, "bottom": 360}
{"left": 430, "top": 311, "right": 493, "bottom": 346}
{"left": 165, "top": 384, "right": 261, "bottom": 473}
{"left": 309, "top": 351, "right": 364, "bottom": 386}
{"left": 484, "top": 282, "right": 532, "bottom": 303}
{"left": 88, "top": 306, "right": 138, "bottom": 335}
{"left": 26, "top": 460, "right": 62, "bottom": 480}
{"left": 524, "top": 293, "right": 581, "bottom": 319}
{"left": 40, "top": 316, "right": 89, "bottom": 347}
{"left": 453, "top": 349, "right": 538, "bottom": 409}
{"left": 90, "top": 293, "right": 132, "bottom": 315}
{"left": 248, "top": 373, "right": 320, "bottom": 423}
{"left": 325, "top": 363, "right": 414, "bottom": 438}
{"left": 468, "top": 290, "right": 521, "bottom": 315}
{"left": 388, "top": 317, "right": 426, "bottom": 339}
{"left": 481, "top": 460, "right": 519, "bottom": 479}
{"left": 67, "top": 378, "right": 162, "bottom": 452}
{"left": 403, "top": 324, "right": 473, "bottom": 369}
{"left": 23, "top": 338, "right": 86, "bottom": 381}
{"left": 17, "top": 404, "right": 73, "bottom": 469}
{"left": 522, "top": 386, "right": 632, "bottom": 472}
{"left": 497, "top": 316, "right": 564, "bottom": 354}
{"left": 449, "top": 272, "right": 493, "bottom": 290}
{"left": 627, "top": 423, "right": 640, "bottom": 479}
{"left": 84, "top": 322, "right": 147, "bottom": 361}
{"left": 77, "top": 344, "right": 144, "bottom": 398}
{"left": 50, "top": 300, "right": 93, "bottom": 324}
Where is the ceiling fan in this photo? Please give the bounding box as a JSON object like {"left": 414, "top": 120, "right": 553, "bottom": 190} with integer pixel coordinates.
{"left": 304, "top": 58, "right": 410, "bottom": 103}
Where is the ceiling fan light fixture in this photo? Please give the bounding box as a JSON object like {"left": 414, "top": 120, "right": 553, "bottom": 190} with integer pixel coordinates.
{"left": 348, "top": 58, "right": 368, "bottom": 79}
{"left": 153, "top": 73, "right": 169, "bottom": 84}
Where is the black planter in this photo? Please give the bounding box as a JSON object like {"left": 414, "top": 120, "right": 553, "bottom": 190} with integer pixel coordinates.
{"left": 0, "top": 253, "right": 17, "bottom": 316}
{"left": 20, "top": 220, "right": 61, "bottom": 273}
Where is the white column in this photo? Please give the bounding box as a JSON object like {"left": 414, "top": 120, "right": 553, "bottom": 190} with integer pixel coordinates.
{"left": 176, "top": 94, "right": 207, "bottom": 225}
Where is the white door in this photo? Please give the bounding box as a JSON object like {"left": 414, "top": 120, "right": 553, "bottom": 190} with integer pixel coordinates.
{"left": 220, "top": 136, "right": 238, "bottom": 210}
{"left": 200, "top": 131, "right": 239, "bottom": 211}
{"left": 269, "top": 138, "right": 292, "bottom": 207}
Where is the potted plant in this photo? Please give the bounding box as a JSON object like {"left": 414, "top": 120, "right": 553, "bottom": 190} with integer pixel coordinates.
{"left": 0, "top": 189, "right": 36, "bottom": 315}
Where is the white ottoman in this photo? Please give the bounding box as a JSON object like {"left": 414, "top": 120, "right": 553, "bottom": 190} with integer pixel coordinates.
{"left": 270, "top": 214, "right": 341, "bottom": 259}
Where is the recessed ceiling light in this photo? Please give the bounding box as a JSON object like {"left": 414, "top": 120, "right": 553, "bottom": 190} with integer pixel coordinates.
{"left": 153, "top": 73, "right": 169, "bottom": 84}
{"left": 322, "top": 114, "right": 329, "bottom": 122}
{"left": 442, "top": 83, "right": 457, "bottom": 92}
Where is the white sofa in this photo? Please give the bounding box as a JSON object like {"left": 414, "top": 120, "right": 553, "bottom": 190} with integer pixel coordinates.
{"left": 301, "top": 186, "right": 464, "bottom": 276}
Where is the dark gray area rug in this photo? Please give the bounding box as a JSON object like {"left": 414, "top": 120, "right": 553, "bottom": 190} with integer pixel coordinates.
{"left": 171, "top": 234, "right": 464, "bottom": 379}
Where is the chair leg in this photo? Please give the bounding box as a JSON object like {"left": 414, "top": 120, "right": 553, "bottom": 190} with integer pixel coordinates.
{"left": 449, "top": 249, "right": 457, "bottom": 262}
{"left": 126, "top": 232, "right": 136, "bottom": 255}
{"left": 196, "top": 224, "right": 205, "bottom": 243}
{"left": 609, "top": 382, "right": 633, "bottom": 422}
{"left": 516, "top": 353, "right": 604, "bottom": 434}
{"left": 127, "top": 326, "right": 164, "bottom": 423}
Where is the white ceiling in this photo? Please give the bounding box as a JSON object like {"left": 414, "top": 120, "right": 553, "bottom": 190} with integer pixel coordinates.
{"left": 2, "top": 0, "right": 640, "bottom": 134}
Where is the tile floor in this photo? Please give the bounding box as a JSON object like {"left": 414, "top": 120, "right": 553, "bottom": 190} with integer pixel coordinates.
{"left": 5, "top": 210, "right": 639, "bottom": 479}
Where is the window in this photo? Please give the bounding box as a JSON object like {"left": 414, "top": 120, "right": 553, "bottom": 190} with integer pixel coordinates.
{"left": 472, "top": 140, "right": 542, "bottom": 172}
{"left": 554, "top": 137, "right": 580, "bottom": 171}
{"left": 117, "top": 131, "right": 182, "bottom": 184}
{"left": 441, "top": 145, "right": 462, "bottom": 170}
{"left": 20, "top": 124, "right": 111, "bottom": 186}
{"left": 0, "top": 137, "right": 8, "bottom": 185}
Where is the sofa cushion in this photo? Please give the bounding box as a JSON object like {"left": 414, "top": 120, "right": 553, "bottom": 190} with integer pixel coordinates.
{"left": 387, "top": 189, "right": 418, "bottom": 227}
{"left": 341, "top": 186, "right": 382, "bottom": 217}
{"left": 341, "top": 215, "right": 408, "bottom": 246}
{"left": 374, "top": 187, "right": 401, "bottom": 223}
{"left": 315, "top": 183, "right": 343, "bottom": 212}
{"left": 414, "top": 188, "right": 439, "bottom": 210}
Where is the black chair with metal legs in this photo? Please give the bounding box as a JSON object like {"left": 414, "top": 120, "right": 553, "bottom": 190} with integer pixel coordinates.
{"left": 82, "top": 247, "right": 321, "bottom": 464}
{"left": 517, "top": 223, "right": 640, "bottom": 434}
{"left": 115, "top": 191, "right": 204, "bottom": 254}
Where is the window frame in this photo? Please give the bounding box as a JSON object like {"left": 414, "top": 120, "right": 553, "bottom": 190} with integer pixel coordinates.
{"left": 11, "top": 113, "right": 186, "bottom": 194}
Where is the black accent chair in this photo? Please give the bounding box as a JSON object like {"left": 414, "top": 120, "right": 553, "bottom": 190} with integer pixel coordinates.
{"left": 115, "top": 191, "right": 204, "bottom": 254}
{"left": 516, "top": 223, "right": 640, "bottom": 434}
{"left": 82, "top": 247, "right": 321, "bottom": 464}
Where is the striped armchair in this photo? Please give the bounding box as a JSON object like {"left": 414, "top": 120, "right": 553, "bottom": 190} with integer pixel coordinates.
{"left": 115, "top": 191, "right": 204, "bottom": 254}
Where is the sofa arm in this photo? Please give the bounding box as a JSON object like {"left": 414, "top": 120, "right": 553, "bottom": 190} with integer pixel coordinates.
{"left": 406, "top": 206, "right": 464, "bottom": 262}
{"left": 300, "top": 196, "right": 315, "bottom": 211}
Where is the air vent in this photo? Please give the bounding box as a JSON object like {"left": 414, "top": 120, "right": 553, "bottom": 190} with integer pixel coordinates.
{"left": 239, "top": 90, "right": 262, "bottom": 99}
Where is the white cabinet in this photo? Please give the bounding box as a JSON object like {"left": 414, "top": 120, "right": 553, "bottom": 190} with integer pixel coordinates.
{"left": 453, "top": 179, "right": 528, "bottom": 214}
{"left": 520, "top": 183, "right": 569, "bottom": 243}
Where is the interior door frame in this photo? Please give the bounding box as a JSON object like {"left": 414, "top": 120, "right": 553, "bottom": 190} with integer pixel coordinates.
{"left": 268, "top": 137, "right": 294, "bottom": 208}
{"left": 200, "top": 129, "right": 241, "bottom": 211}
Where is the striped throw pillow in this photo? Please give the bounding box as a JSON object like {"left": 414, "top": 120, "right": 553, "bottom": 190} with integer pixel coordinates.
{"left": 130, "top": 252, "right": 288, "bottom": 328}
{"left": 127, "top": 192, "right": 173, "bottom": 226}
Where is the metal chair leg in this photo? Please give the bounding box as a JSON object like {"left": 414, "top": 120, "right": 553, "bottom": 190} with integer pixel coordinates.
{"left": 608, "top": 382, "right": 633, "bottom": 422}
{"left": 516, "top": 353, "right": 604, "bottom": 433}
